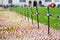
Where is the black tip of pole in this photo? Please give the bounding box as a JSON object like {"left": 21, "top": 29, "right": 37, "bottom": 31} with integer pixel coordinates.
{"left": 47, "top": 6, "right": 49, "bottom": 12}
{"left": 57, "top": 16, "right": 60, "bottom": 18}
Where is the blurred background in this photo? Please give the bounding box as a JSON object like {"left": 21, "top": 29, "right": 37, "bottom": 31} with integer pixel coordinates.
{"left": 0, "top": 0, "right": 60, "bottom": 8}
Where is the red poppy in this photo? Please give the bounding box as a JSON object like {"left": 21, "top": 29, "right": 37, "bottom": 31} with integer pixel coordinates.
{"left": 50, "top": 3, "right": 56, "bottom": 8}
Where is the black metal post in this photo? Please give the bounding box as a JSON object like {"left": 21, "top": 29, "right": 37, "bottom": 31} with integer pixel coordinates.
{"left": 22, "top": 7, "right": 24, "bottom": 17}
{"left": 19, "top": 7, "right": 21, "bottom": 13}
{"left": 21, "top": 7, "right": 22, "bottom": 14}
{"left": 48, "top": 15, "right": 50, "bottom": 35}
{"left": 36, "top": 5, "right": 39, "bottom": 29}
{"left": 25, "top": 7, "right": 28, "bottom": 20}
{"left": 23, "top": 7, "right": 25, "bottom": 19}
{"left": 47, "top": 6, "right": 50, "bottom": 35}
{"left": 20, "top": 7, "right": 21, "bottom": 13}
{"left": 27, "top": 7, "right": 29, "bottom": 22}
{"left": 24, "top": 7, "right": 26, "bottom": 20}
{"left": 22, "top": 7, "right": 23, "bottom": 16}
{"left": 30, "top": 6, "right": 33, "bottom": 25}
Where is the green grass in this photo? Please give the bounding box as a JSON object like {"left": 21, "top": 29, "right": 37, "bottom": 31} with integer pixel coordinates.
{"left": 10, "top": 7, "right": 60, "bottom": 30}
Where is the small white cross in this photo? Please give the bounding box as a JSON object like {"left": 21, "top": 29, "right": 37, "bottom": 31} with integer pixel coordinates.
{"left": 36, "top": 12, "right": 38, "bottom": 14}
{"left": 47, "top": 13, "right": 50, "bottom": 16}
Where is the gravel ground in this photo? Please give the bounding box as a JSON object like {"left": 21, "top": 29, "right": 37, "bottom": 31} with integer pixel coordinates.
{"left": 0, "top": 11, "right": 60, "bottom": 40}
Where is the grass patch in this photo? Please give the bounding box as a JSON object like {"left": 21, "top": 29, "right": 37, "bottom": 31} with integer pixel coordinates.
{"left": 10, "top": 7, "right": 60, "bottom": 30}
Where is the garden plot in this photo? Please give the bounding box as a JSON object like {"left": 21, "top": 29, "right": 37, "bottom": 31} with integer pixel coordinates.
{"left": 0, "top": 11, "right": 60, "bottom": 40}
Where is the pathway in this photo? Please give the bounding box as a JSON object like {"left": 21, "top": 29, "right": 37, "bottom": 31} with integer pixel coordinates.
{"left": 0, "top": 11, "right": 60, "bottom": 40}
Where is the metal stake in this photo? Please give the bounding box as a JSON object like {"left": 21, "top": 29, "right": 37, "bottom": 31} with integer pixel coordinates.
{"left": 24, "top": 7, "right": 26, "bottom": 20}
{"left": 30, "top": 6, "right": 33, "bottom": 25}
{"left": 36, "top": 5, "right": 39, "bottom": 29}
{"left": 47, "top": 6, "right": 50, "bottom": 35}
{"left": 27, "top": 7, "right": 29, "bottom": 22}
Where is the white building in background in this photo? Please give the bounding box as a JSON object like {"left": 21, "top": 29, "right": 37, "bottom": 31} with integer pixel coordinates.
{"left": 0, "top": 0, "right": 2, "bottom": 5}
{"left": 1, "top": 0, "right": 60, "bottom": 7}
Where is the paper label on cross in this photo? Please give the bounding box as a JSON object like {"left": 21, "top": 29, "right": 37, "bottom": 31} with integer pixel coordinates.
{"left": 58, "top": 16, "right": 60, "bottom": 18}
{"left": 47, "top": 13, "right": 50, "bottom": 16}
{"left": 36, "top": 12, "right": 38, "bottom": 14}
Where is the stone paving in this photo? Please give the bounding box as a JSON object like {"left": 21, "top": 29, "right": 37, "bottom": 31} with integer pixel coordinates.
{"left": 0, "top": 11, "right": 60, "bottom": 40}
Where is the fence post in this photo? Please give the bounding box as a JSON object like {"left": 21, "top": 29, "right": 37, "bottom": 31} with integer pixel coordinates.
{"left": 19, "top": 7, "right": 21, "bottom": 14}
{"left": 21, "top": 7, "right": 23, "bottom": 15}
{"left": 27, "top": 6, "right": 29, "bottom": 22}
{"left": 47, "top": 6, "right": 52, "bottom": 35}
{"left": 24, "top": 7, "right": 26, "bottom": 20}
{"left": 22, "top": 6, "right": 24, "bottom": 18}
{"left": 22, "top": 7, "right": 23, "bottom": 16}
{"left": 30, "top": 6, "right": 33, "bottom": 25}
{"left": 36, "top": 5, "right": 39, "bottom": 29}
